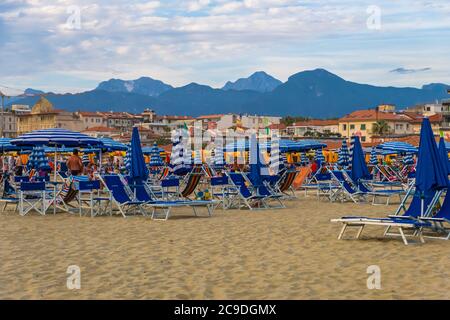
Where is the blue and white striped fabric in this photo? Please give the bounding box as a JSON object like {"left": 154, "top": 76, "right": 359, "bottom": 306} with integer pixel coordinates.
{"left": 28, "top": 146, "right": 50, "bottom": 171}
{"left": 193, "top": 150, "right": 202, "bottom": 165}
{"left": 300, "top": 152, "right": 308, "bottom": 164}
{"left": 214, "top": 142, "right": 225, "bottom": 168}
{"left": 376, "top": 141, "right": 418, "bottom": 154}
{"left": 349, "top": 136, "right": 358, "bottom": 165}
{"left": 369, "top": 148, "right": 378, "bottom": 165}
{"left": 82, "top": 154, "right": 90, "bottom": 165}
{"left": 98, "top": 138, "right": 128, "bottom": 152}
{"left": 12, "top": 128, "right": 102, "bottom": 147}
{"left": 337, "top": 140, "right": 350, "bottom": 167}
{"left": 314, "top": 148, "right": 325, "bottom": 163}
{"left": 269, "top": 134, "right": 281, "bottom": 173}
{"left": 223, "top": 139, "right": 326, "bottom": 152}
{"left": 171, "top": 129, "right": 191, "bottom": 174}
{"left": 124, "top": 145, "right": 131, "bottom": 172}
{"left": 149, "top": 143, "right": 164, "bottom": 167}
{"left": 403, "top": 153, "right": 415, "bottom": 165}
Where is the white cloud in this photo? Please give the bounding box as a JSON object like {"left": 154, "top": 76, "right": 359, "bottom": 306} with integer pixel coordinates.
{"left": 0, "top": 0, "right": 448, "bottom": 92}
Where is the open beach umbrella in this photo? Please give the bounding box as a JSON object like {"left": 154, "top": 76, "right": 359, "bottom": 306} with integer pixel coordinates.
{"left": 98, "top": 137, "right": 128, "bottom": 152}
{"left": 415, "top": 118, "right": 449, "bottom": 215}
{"left": 376, "top": 141, "right": 418, "bottom": 154}
{"left": 369, "top": 148, "right": 378, "bottom": 166}
{"left": 438, "top": 137, "right": 450, "bottom": 175}
{"left": 350, "top": 136, "right": 370, "bottom": 182}
{"left": 337, "top": 139, "right": 350, "bottom": 167}
{"left": 0, "top": 138, "right": 31, "bottom": 153}
{"left": 129, "top": 127, "right": 149, "bottom": 184}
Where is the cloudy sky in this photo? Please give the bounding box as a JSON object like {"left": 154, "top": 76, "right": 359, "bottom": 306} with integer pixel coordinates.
{"left": 0, "top": 0, "right": 449, "bottom": 93}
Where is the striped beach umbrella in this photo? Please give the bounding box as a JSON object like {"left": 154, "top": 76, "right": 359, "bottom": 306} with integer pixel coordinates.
{"left": 403, "top": 153, "right": 415, "bottom": 165}
{"left": 149, "top": 143, "right": 164, "bottom": 167}
{"left": 314, "top": 148, "right": 325, "bottom": 163}
{"left": 213, "top": 140, "right": 225, "bottom": 168}
{"left": 269, "top": 134, "right": 281, "bottom": 172}
{"left": 82, "top": 153, "right": 90, "bottom": 165}
{"left": 337, "top": 139, "right": 350, "bottom": 167}
{"left": 369, "top": 148, "right": 378, "bottom": 165}
{"left": 300, "top": 152, "right": 308, "bottom": 164}
{"left": 124, "top": 144, "right": 132, "bottom": 172}
{"left": 170, "top": 129, "right": 190, "bottom": 175}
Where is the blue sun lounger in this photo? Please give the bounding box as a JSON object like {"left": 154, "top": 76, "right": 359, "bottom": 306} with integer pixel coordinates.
{"left": 226, "top": 172, "right": 268, "bottom": 210}
{"left": 129, "top": 182, "right": 217, "bottom": 220}
{"left": 331, "top": 188, "right": 439, "bottom": 245}
{"left": 418, "top": 190, "right": 450, "bottom": 240}
{"left": 99, "top": 175, "right": 147, "bottom": 218}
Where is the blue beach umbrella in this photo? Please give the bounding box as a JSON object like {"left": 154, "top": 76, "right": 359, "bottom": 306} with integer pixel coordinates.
{"left": 415, "top": 118, "right": 448, "bottom": 214}
{"left": 98, "top": 138, "right": 128, "bottom": 152}
{"left": 170, "top": 129, "right": 190, "bottom": 175}
{"left": 12, "top": 128, "right": 102, "bottom": 148}
{"left": 350, "top": 135, "right": 370, "bottom": 182}
{"left": 337, "top": 139, "right": 350, "bottom": 167}
{"left": 129, "top": 127, "right": 149, "bottom": 184}
{"left": 438, "top": 137, "right": 450, "bottom": 175}
{"left": 248, "top": 133, "right": 263, "bottom": 187}
{"left": 149, "top": 143, "right": 164, "bottom": 167}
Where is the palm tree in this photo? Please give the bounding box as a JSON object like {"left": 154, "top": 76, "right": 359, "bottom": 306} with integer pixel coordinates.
{"left": 372, "top": 120, "right": 390, "bottom": 135}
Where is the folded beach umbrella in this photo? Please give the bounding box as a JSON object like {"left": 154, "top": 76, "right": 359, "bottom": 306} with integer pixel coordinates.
{"left": 82, "top": 154, "right": 90, "bottom": 165}
{"left": 415, "top": 118, "right": 449, "bottom": 215}
{"left": 314, "top": 148, "right": 325, "bottom": 163}
{"left": 170, "top": 129, "right": 190, "bottom": 175}
{"left": 124, "top": 145, "right": 131, "bottom": 172}
{"left": 369, "top": 148, "right": 378, "bottom": 165}
{"left": 269, "top": 134, "right": 281, "bottom": 173}
{"left": 438, "top": 137, "right": 450, "bottom": 175}
{"left": 213, "top": 141, "right": 225, "bottom": 168}
{"left": 350, "top": 136, "right": 370, "bottom": 182}
{"left": 193, "top": 150, "right": 202, "bottom": 165}
{"left": 129, "top": 127, "right": 149, "bottom": 184}
{"left": 402, "top": 153, "right": 415, "bottom": 166}
{"left": 337, "top": 139, "right": 350, "bottom": 167}
{"left": 149, "top": 143, "right": 164, "bottom": 167}
{"left": 300, "top": 152, "right": 308, "bottom": 164}
{"left": 249, "top": 133, "right": 263, "bottom": 186}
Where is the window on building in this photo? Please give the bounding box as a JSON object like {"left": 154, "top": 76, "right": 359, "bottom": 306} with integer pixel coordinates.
{"left": 342, "top": 124, "right": 347, "bottom": 131}
{"left": 361, "top": 136, "right": 366, "bottom": 142}
{"left": 360, "top": 124, "right": 366, "bottom": 130}
{"left": 350, "top": 124, "right": 355, "bottom": 130}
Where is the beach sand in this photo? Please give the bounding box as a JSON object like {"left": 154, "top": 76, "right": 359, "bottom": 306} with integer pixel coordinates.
{"left": 1, "top": 194, "right": 450, "bottom": 299}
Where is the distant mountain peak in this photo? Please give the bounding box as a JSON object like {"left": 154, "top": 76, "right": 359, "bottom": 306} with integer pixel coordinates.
{"left": 222, "top": 71, "right": 282, "bottom": 93}
{"left": 95, "top": 76, "right": 173, "bottom": 97}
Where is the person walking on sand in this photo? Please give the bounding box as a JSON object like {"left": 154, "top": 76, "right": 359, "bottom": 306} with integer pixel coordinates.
{"left": 66, "top": 149, "right": 84, "bottom": 176}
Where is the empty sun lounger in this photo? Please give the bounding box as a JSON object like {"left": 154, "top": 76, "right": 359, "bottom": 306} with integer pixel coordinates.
{"left": 99, "top": 175, "right": 147, "bottom": 218}
{"left": 130, "top": 181, "right": 217, "bottom": 220}
{"left": 331, "top": 188, "right": 440, "bottom": 245}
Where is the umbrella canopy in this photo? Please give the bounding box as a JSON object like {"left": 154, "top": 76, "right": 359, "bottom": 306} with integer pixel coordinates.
{"left": 376, "top": 141, "right": 418, "bottom": 154}
{"left": 98, "top": 138, "right": 128, "bottom": 152}
{"left": 438, "top": 137, "right": 450, "bottom": 175}
{"left": 415, "top": 118, "right": 449, "bottom": 194}
{"left": 350, "top": 136, "right": 370, "bottom": 182}
{"left": 337, "top": 139, "right": 350, "bottom": 167}
{"left": 0, "top": 138, "right": 31, "bottom": 153}
{"left": 369, "top": 148, "right": 378, "bottom": 165}
{"left": 149, "top": 143, "right": 165, "bottom": 167}
{"left": 12, "top": 128, "right": 102, "bottom": 147}
{"left": 129, "top": 127, "right": 149, "bottom": 183}
{"left": 223, "top": 139, "right": 326, "bottom": 152}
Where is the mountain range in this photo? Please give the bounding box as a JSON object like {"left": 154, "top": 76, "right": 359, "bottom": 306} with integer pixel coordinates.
{"left": 7, "top": 69, "right": 450, "bottom": 118}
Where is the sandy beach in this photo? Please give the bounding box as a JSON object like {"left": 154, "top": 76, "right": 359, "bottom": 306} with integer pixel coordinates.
{"left": 1, "top": 194, "right": 449, "bottom": 300}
